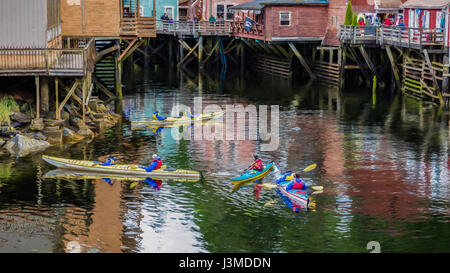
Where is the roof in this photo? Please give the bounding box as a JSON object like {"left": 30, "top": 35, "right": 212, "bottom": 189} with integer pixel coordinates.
{"left": 375, "top": 0, "right": 403, "bottom": 9}
{"left": 401, "top": 0, "right": 450, "bottom": 8}
{"left": 230, "top": 0, "right": 329, "bottom": 10}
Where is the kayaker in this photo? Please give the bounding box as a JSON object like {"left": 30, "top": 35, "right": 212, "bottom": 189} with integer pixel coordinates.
{"left": 153, "top": 111, "right": 166, "bottom": 121}
{"left": 285, "top": 173, "right": 307, "bottom": 192}
{"left": 185, "top": 109, "right": 195, "bottom": 119}
{"left": 93, "top": 155, "right": 117, "bottom": 166}
{"left": 251, "top": 154, "right": 263, "bottom": 171}
{"left": 139, "top": 154, "right": 163, "bottom": 172}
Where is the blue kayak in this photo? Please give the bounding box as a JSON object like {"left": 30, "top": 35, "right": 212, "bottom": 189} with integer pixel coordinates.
{"left": 273, "top": 164, "right": 309, "bottom": 211}
{"left": 230, "top": 162, "right": 274, "bottom": 184}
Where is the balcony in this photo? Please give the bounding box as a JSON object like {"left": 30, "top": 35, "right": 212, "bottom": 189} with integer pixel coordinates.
{"left": 0, "top": 38, "right": 97, "bottom": 76}
{"left": 156, "top": 20, "right": 232, "bottom": 36}
{"left": 231, "top": 21, "right": 265, "bottom": 41}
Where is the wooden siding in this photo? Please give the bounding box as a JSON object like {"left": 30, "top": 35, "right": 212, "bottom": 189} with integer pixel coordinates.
{"left": 264, "top": 6, "right": 328, "bottom": 41}
{"left": 61, "top": 0, "right": 120, "bottom": 37}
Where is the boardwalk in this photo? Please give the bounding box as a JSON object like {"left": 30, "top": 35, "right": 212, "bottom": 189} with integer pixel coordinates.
{"left": 156, "top": 20, "right": 232, "bottom": 37}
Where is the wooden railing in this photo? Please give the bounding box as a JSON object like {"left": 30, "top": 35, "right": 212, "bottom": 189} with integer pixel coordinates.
{"left": 338, "top": 25, "right": 377, "bottom": 44}
{"left": 231, "top": 21, "right": 265, "bottom": 40}
{"left": 0, "top": 38, "right": 96, "bottom": 76}
{"left": 156, "top": 20, "right": 232, "bottom": 36}
{"left": 120, "top": 17, "right": 157, "bottom": 37}
{"left": 378, "top": 26, "right": 445, "bottom": 49}
{"left": 339, "top": 25, "right": 445, "bottom": 50}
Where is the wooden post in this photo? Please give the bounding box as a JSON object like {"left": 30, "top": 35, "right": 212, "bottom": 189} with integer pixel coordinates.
{"left": 198, "top": 36, "right": 204, "bottom": 69}
{"left": 359, "top": 45, "right": 377, "bottom": 77}
{"left": 385, "top": 46, "right": 401, "bottom": 91}
{"left": 288, "top": 42, "right": 315, "bottom": 80}
{"left": 423, "top": 49, "right": 440, "bottom": 93}
{"left": 168, "top": 39, "right": 173, "bottom": 67}
{"left": 82, "top": 76, "right": 87, "bottom": 122}
{"left": 55, "top": 77, "right": 59, "bottom": 120}
{"left": 115, "top": 40, "right": 122, "bottom": 99}
{"left": 339, "top": 46, "right": 346, "bottom": 89}
{"left": 40, "top": 77, "right": 49, "bottom": 115}
{"left": 35, "top": 76, "right": 40, "bottom": 119}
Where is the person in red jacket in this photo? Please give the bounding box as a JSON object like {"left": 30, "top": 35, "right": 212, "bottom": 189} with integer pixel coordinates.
{"left": 286, "top": 173, "right": 307, "bottom": 192}
{"left": 251, "top": 154, "right": 263, "bottom": 171}
{"left": 139, "top": 154, "right": 163, "bottom": 172}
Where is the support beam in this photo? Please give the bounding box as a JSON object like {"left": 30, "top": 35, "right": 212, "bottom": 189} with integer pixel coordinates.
{"left": 348, "top": 46, "right": 371, "bottom": 84}
{"left": 118, "top": 39, "right": 138, "bottom": 62}
{"left": 358, "top": 45, "right": 377, "bottom": 76}
{"left": 385, "top": 46, "right": 401, "bottom": 91}
{"left": 93, "top": 75, "right": 116, "bottom": 99}
{"left": 203, "top": 40, "right": 220, "bottom": 65}
{"left": 96, "top": 44, "right": 121, "bottom": 63}
{"left": 35, "top": 76, "right": 40, "bottom": 119}
{"left": 198, "top": 36, "right": 204, "bottom": 69}
{"left": 120, "top": 39, "right": 145, "bottom": 63}
{"left": 58, "top": 79, "right": 80, "bottom": 115}
{"left": 177, "top": 39, "right": 201, "bottom": 68}
{"left": 423, "top": 49, "right": 440, "bottom": 93}
{"left": 288, "top": 42, "right": 315, "bottom": 80}
{"left": 55, "top": 77, "right": 59, "bottom": 120}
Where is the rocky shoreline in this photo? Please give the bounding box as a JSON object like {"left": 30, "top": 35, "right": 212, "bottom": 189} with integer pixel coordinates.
{"left": 0, "top": 96, "right": 121, "bottom": 158}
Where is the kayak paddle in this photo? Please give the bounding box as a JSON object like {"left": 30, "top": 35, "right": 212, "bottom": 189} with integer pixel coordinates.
{"left": 262, "top": 163, "right": 320, "bottom": 189}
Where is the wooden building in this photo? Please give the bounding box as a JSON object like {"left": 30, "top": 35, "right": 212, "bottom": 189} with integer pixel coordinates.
{"left": 231, "top": 0, "right": 329, "bottom": 42}
{"left": 61, "top": 0, "right": 157, "bottom": 38}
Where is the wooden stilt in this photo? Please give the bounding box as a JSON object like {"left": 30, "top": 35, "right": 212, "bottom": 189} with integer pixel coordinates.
{"left": 288, "top": 42, "right": 315, "bottom": 80}
{"left": 55, "top": 77, "right": 59, "bottom": 120}
{"left": 35, "top": 76, "right": 40, "bottom": 119}
{"left": 58, "top": 79, "right": 80, "bottom": 115}
{"left": 178, "top": 39, "right": 201, "bottom": 68}
{"left": 198, "top": 36, "right": 204, "bottom": 69}
{"left": 115, "top": 40, "right": 122, "bottom": 99}
{"left": 358, "top": 45, "right": 377, "bottom": 77}
{"left": 385, "top": 46, "right": 401, "bottom": 91}
{"left": 339, "top": 47, "right": 346, "bottom": 89}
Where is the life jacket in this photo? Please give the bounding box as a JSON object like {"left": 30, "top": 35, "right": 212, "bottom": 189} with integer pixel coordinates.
{"left": 153, "top": 112, "right": 165, "bottom": 121}
{"left": 253, "top": 158, "right": 263, "bottom": 170}
{"left": 151, "top": 158, "right": 163, "bottom": 170}
{"left": 291, "top": 177, "right": 307, "bottom": 190}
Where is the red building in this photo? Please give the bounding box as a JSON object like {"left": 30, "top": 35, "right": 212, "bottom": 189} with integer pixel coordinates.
{"left": 231, "top": 0, "right": 329, "bottom": 42}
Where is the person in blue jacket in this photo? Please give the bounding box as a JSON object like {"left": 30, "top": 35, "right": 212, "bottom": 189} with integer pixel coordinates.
{"left": 93, "top": 155, "right": 117, "bottom": 166}
{"left": 139, "top": 154, "right": 163, "bottom": 172}
{"left": 153, "top": 111, "right": 166, "bottom": 121}
{"left": 286, "top": 173, "right": 307, "bottom": 192}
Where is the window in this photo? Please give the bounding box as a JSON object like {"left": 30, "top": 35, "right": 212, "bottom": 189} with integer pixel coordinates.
{"left": 217, "top": 5, "right": 224, "bottom": 20}
{"left": 436, "top": 11, "right": 443, "bottom": 28}
{"left": 280, "top": 12, "right": 290, "bottom": 26}
{"left": 164, "top": 6, "right": 174, "bottom": 19}
{"left": 139, "top": 6, "right": 144, "bottom": 17}
{"left": 226, "top": 5, "right": 234, "bottom": 21}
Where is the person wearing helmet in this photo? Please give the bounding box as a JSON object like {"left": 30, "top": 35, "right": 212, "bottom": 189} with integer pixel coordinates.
{"left": 251, "top": 154, "right": 263, "bottom": 171}
{"left": 286, "top": 173, "right": 307, "bottom": 192}
{"left": 139, "top": 154, "right": 163, "bottom": 172}
{"left": 152, "top": 110, "right": 166, "bottom": 121}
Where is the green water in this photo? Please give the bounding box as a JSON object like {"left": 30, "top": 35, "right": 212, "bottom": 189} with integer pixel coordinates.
{"left": 0, "top": 68, "right": 449, "bottom": 253}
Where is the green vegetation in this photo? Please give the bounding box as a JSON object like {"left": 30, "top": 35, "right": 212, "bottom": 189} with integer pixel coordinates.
{"left": 0, "top": 95, "right": 19, "bottom": 126}
{"left": 352, "top": 14, "right": 358, "bottom": 26}
{"left": 344, "top": 1, "right": 353, "bottom": 25}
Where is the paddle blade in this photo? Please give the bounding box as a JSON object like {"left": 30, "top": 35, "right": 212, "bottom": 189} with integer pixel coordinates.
{"left": 262, "top": 183, "right": 277, "bottom": 189}
{"left": 303, "top": 163, "right": 317, "bottom": 172}
{"left": 311, "top": 185, "right": 323, "bottom": 191}
{"left": 129, "top": 182, "right": 139, "bottom": 189}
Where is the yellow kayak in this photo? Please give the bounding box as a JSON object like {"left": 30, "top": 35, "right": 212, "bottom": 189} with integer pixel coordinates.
{"left": 130, "top": 110, "right": 225, "bottom": 126}
{"left": 43, "top": 169, "right": 200, "bottom": 182}
{"left": 42, "top": 155, "right": 201, "bottom": 179}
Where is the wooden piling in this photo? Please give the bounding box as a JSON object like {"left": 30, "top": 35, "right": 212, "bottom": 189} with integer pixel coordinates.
{"left": 35, "top": 76, "right": 40, "bottom": 119}
{"left": 385, "top": 46, "right": 401, "bottom": 91}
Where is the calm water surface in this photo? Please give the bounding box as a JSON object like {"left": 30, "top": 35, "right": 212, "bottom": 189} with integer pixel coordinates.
{"left": 0, "top": 69, "right": 449, "bottom": 253}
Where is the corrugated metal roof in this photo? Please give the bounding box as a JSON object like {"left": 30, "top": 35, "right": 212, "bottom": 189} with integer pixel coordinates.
{"left": 401, "top": 0, "right": 450, "bottom": 8}
{"left": 0, "top": 0, "right": 47, "bottom": 48}
{"left": 230, "top": 0, "right": 328, "bottom": 10}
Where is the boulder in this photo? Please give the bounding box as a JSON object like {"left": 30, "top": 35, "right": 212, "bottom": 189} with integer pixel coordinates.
{"left": 10, "top": 112, "right": 32, "bottom": 124}
{"left": 63, "top": 127, "right": 84, "bottom": 143}
{"left": 5, "top": 134, "right": 50, "bottom": 157}
{"left": 0, "top": 139, "right": 5, "bottom": 147}
{"left": 77, "top": 126, "right": 95, "bottom": 138}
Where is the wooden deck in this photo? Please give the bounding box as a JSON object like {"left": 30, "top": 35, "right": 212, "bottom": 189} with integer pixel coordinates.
{"left": 0, "top": 38, "right": 96, "bottom": 76}
{"left": 339, "top": 25, "right": 446, "bottom": 51}
{"left": 156, "top": 20, "right": 232, "bottom": 37}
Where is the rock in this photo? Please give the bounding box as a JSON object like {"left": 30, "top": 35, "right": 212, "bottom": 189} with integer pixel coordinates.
{"left": 77, "top": 126, "right": 95, "bottom": 138}
{"left": 63, "top": 127, "right": 84, "bottom": 143}
{"left": 0, "top": 139, "right": 5, "bottom": 147}
{"left": 5, "top": 134, "right": 50, "bottom": 157}
{"left": 10, "top": 112, "right": 32, "bottom": 124}
{"left": 24, "top": 132, "right": 47, "bottom": 141}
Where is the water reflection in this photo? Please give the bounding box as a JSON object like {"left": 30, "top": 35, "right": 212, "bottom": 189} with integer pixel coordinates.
{"left": 0, "top": 66, "right": 449, "bottom": 252}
